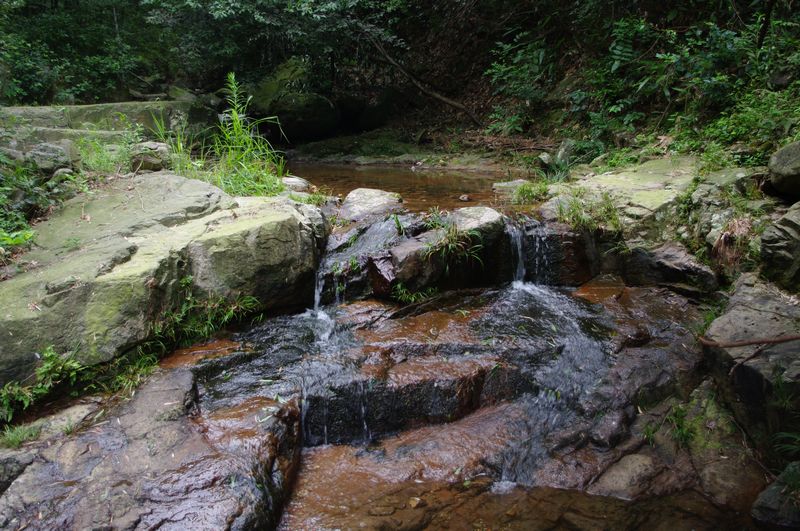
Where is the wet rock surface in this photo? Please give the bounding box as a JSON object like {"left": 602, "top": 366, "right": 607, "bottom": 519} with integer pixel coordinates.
{"left": 769, "top": 141, "right": 800, "bottom": 199}
{"left": 752, "top": 461, "right": 800, "bottom": 528}
{"left": 0, "top": 366, "right": 301, "bottom": 530}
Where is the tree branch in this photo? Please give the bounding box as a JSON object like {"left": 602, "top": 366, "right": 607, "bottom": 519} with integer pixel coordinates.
{"left": 365, "top": 35, "right": 482, "bottom": 127}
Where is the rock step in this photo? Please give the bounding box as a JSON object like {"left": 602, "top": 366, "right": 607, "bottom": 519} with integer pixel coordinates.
{"left": 0, "top": 101, "right": 193, "bottom": 131}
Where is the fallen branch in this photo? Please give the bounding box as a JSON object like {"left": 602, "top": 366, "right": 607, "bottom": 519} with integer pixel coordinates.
{"left": 365, "top": 35, "right": 483, "bottom": 127}
{"left": 697, "top": 335, "right": 800, "bottom": 349}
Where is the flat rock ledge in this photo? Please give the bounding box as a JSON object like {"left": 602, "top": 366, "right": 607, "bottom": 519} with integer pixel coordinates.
{"left": 0, "top": 173, "right": 327, "bottom": 385}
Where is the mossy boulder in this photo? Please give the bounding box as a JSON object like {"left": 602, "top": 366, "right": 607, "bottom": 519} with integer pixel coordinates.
{"left": 0, "top": 173, "right": 326, "bottom": 386}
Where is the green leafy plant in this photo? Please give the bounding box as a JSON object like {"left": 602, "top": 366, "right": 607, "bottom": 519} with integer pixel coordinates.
{"left": 556, "top": 190, "right": 622, "bottom": 232}
{"left": 666, "top": 404, "right": 695, "bottom": 448}
{"left": 391, "top": 283, "right": 438, "bottom": 304}
{"left": 205, "top": 73, "right": 286, "bottom": 196}
{"left": 0, "top": 346, "right": 86, "bottom": 423}
{"left": 152, "top": 275, "right": 261, "bottom": 347}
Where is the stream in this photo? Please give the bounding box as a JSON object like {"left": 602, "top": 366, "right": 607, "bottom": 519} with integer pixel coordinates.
{"left": 156, "top": 165, "right": 759, "bottom": 529}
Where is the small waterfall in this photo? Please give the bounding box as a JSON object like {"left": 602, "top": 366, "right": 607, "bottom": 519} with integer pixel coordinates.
{"left": 528, "top": 223, "right": 552, "bottom": 284}
{"left": 506, "top": 222, "right": 526, "bottom": 282}
{"left": 313, "top": 266, "right": 325, "bottom": 312}
{"left": 357, "top": 380, "right": 371, "bottom": 442}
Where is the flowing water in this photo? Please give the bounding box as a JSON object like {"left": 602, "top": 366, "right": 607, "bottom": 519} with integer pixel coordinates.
{"left": 167, "top": 165, "right": 758, "bottom": 528}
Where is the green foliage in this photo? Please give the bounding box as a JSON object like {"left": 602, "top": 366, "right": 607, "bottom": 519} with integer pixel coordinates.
{"left": 0, "top": 346, "right": 86, "bottom": 424}
{"left": 288, "top": 190, "right": 328, "bottom": 206}
{"left": 512, "top": 181, "right": 549, "bottom": 204}
{"left": 486, "top": 32, "right": 553, "bottom": 106}
{"left": 775, "top": 431, "right": 800, "bottom": 459}
{"left": 205, "top": 73, "right": 286, "bottom": 196}
{"left": 153, "top": 275, "right": 261, "bottom": 347}
{"left": 0, "top": 422, "right": 41, "bottom": 448}
{"left": 391, "top": 283, "right": 438, "bottom": 304}
{"left": 423, "top": 206, "right": 448, "bottom": 231}
{"left": 642, "top": 421, "right": 657, "bottom": 446}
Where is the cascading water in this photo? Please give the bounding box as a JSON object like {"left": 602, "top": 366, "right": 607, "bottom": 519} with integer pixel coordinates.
{"left": 506, "top": 222, "right": 526, "bottom": 283}
{"left": 527, "top": 222, "right": 552, "bottom": 284}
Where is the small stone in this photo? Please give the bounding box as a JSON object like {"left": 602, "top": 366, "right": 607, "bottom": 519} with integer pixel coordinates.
{"left": 408, "top": 497, "right": 426, "bottom": 509}
{"left": 458, "top": 194, "right": 471, "bottom": 202}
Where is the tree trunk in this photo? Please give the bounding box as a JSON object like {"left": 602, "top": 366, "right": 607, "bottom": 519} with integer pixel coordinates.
{"left": 757, "top": 0, "right": 777, "bottom": 49}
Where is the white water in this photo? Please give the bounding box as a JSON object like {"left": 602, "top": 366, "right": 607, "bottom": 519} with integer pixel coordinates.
{"left": 506, "top": 223, "right": 526, "bottom": 282}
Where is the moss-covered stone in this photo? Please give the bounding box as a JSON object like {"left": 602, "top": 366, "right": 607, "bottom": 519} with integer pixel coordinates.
{"left": 0, "top": 173, "right": 326, "bottom": 385}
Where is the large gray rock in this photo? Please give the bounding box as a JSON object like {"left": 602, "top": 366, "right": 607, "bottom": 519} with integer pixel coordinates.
{"left": 0, "top": 173, "right": 326, "bottom": 386}
{"left": 752, "top": 462, "right": 800, "bottom": 528}
{"left": 761, "top": 201, "right": 800, "bottom": 291}
{"left": 130, "top": 141, "right": 170, "bottom": 172}
{"left": 769, "top": 142, "right": 800, "bottom": 198}
{"left": 623, "top": 242, "right": 718, "bottom": 295}
{"left": 338, "top": 188, "right": 403, "bottom": 222}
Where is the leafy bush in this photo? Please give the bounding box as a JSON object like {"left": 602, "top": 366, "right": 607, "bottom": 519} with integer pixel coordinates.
{"left": 513, "top": 181, "right": 549, "bottom": 204}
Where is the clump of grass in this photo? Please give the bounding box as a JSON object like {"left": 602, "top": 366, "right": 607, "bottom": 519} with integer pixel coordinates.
{"left": 77, "top": 115, "right": 143, "bottom": 174}
{"left": 666, "top": 404, "right": 695, "bottom": 448}
{"left": 288, "top": 189, "right": 328, "bottom": 206}
{"left": 152, "top": 275, "right": 261, "bottom": 347}
{"left": 513, "top": 180, "right": 549, "bottom": 204}
{"left": 0, "top": 422, "right": 41, "bottom": 448}
{"left": 206, "top": 73, "right": 286, "bottom": 196}
{"left": 556, "top": 189, "right": 622, "bottom": 232}
{"left": 423, "top": 206, "right": 448, "bottom": 230}
{"left": 391, "top": 283, "right": 438, "bottom": 304}
{"left": 423, "top": 223, "right": 484, "bottom": 274}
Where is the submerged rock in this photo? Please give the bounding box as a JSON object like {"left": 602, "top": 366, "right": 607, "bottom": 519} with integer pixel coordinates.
{"left": 761, "top": 201, "right": 800, "bottom": 291}
{"left": 0, "top": 173, "right": 326, "bottom": 386}
{"left": 769, "top": 141, "right": 800, "bottom": 199}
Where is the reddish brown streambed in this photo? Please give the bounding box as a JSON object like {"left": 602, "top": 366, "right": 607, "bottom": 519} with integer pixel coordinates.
{"left": 289, "top": 163, "right": 501, "bottom": 211}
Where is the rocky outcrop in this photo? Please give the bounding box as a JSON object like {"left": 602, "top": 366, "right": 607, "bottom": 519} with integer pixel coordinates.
{"left": 761, "top": 201, "right": 800, "bottom": 291}
{"left": 0, "top": 173, "right": 326, "bottom": 386}
{"left": 130, "top": 141, "right": 171, "bottom": 172}
{"left": 0, "top": 101, "right": 214, "bottom": 171}
{"left": 769, "top": 141, "right": 800, "bottom": 199}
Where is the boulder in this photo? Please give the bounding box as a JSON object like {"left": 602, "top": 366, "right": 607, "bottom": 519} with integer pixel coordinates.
{"left": 339, "top": 188, "right": 403, "bottom": 222}
{"left": 0, "top": 173, "right": 326, "bottom": 386}
{"left": 623, "top": 242, "right": 718, "bottom": 295}
{"left": 282, "top": 175, "right": 314, "bottom": 193}
{"left": 130, "top": 141, "right": 171, "bottom": 172}
{"left": 769, "top": 142, "right": 800, "bottom": 198}
{"left": 27, "top": 142, "right": 72, "bottom": 171}
{"left": 0, "top": 368, "right": 301, "bottom": 529}
{"left": 751, "top": 462, "right": 800, "bottom": 528}
{"left": 761, "top": 201, "right": 800, "bottom": 291}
